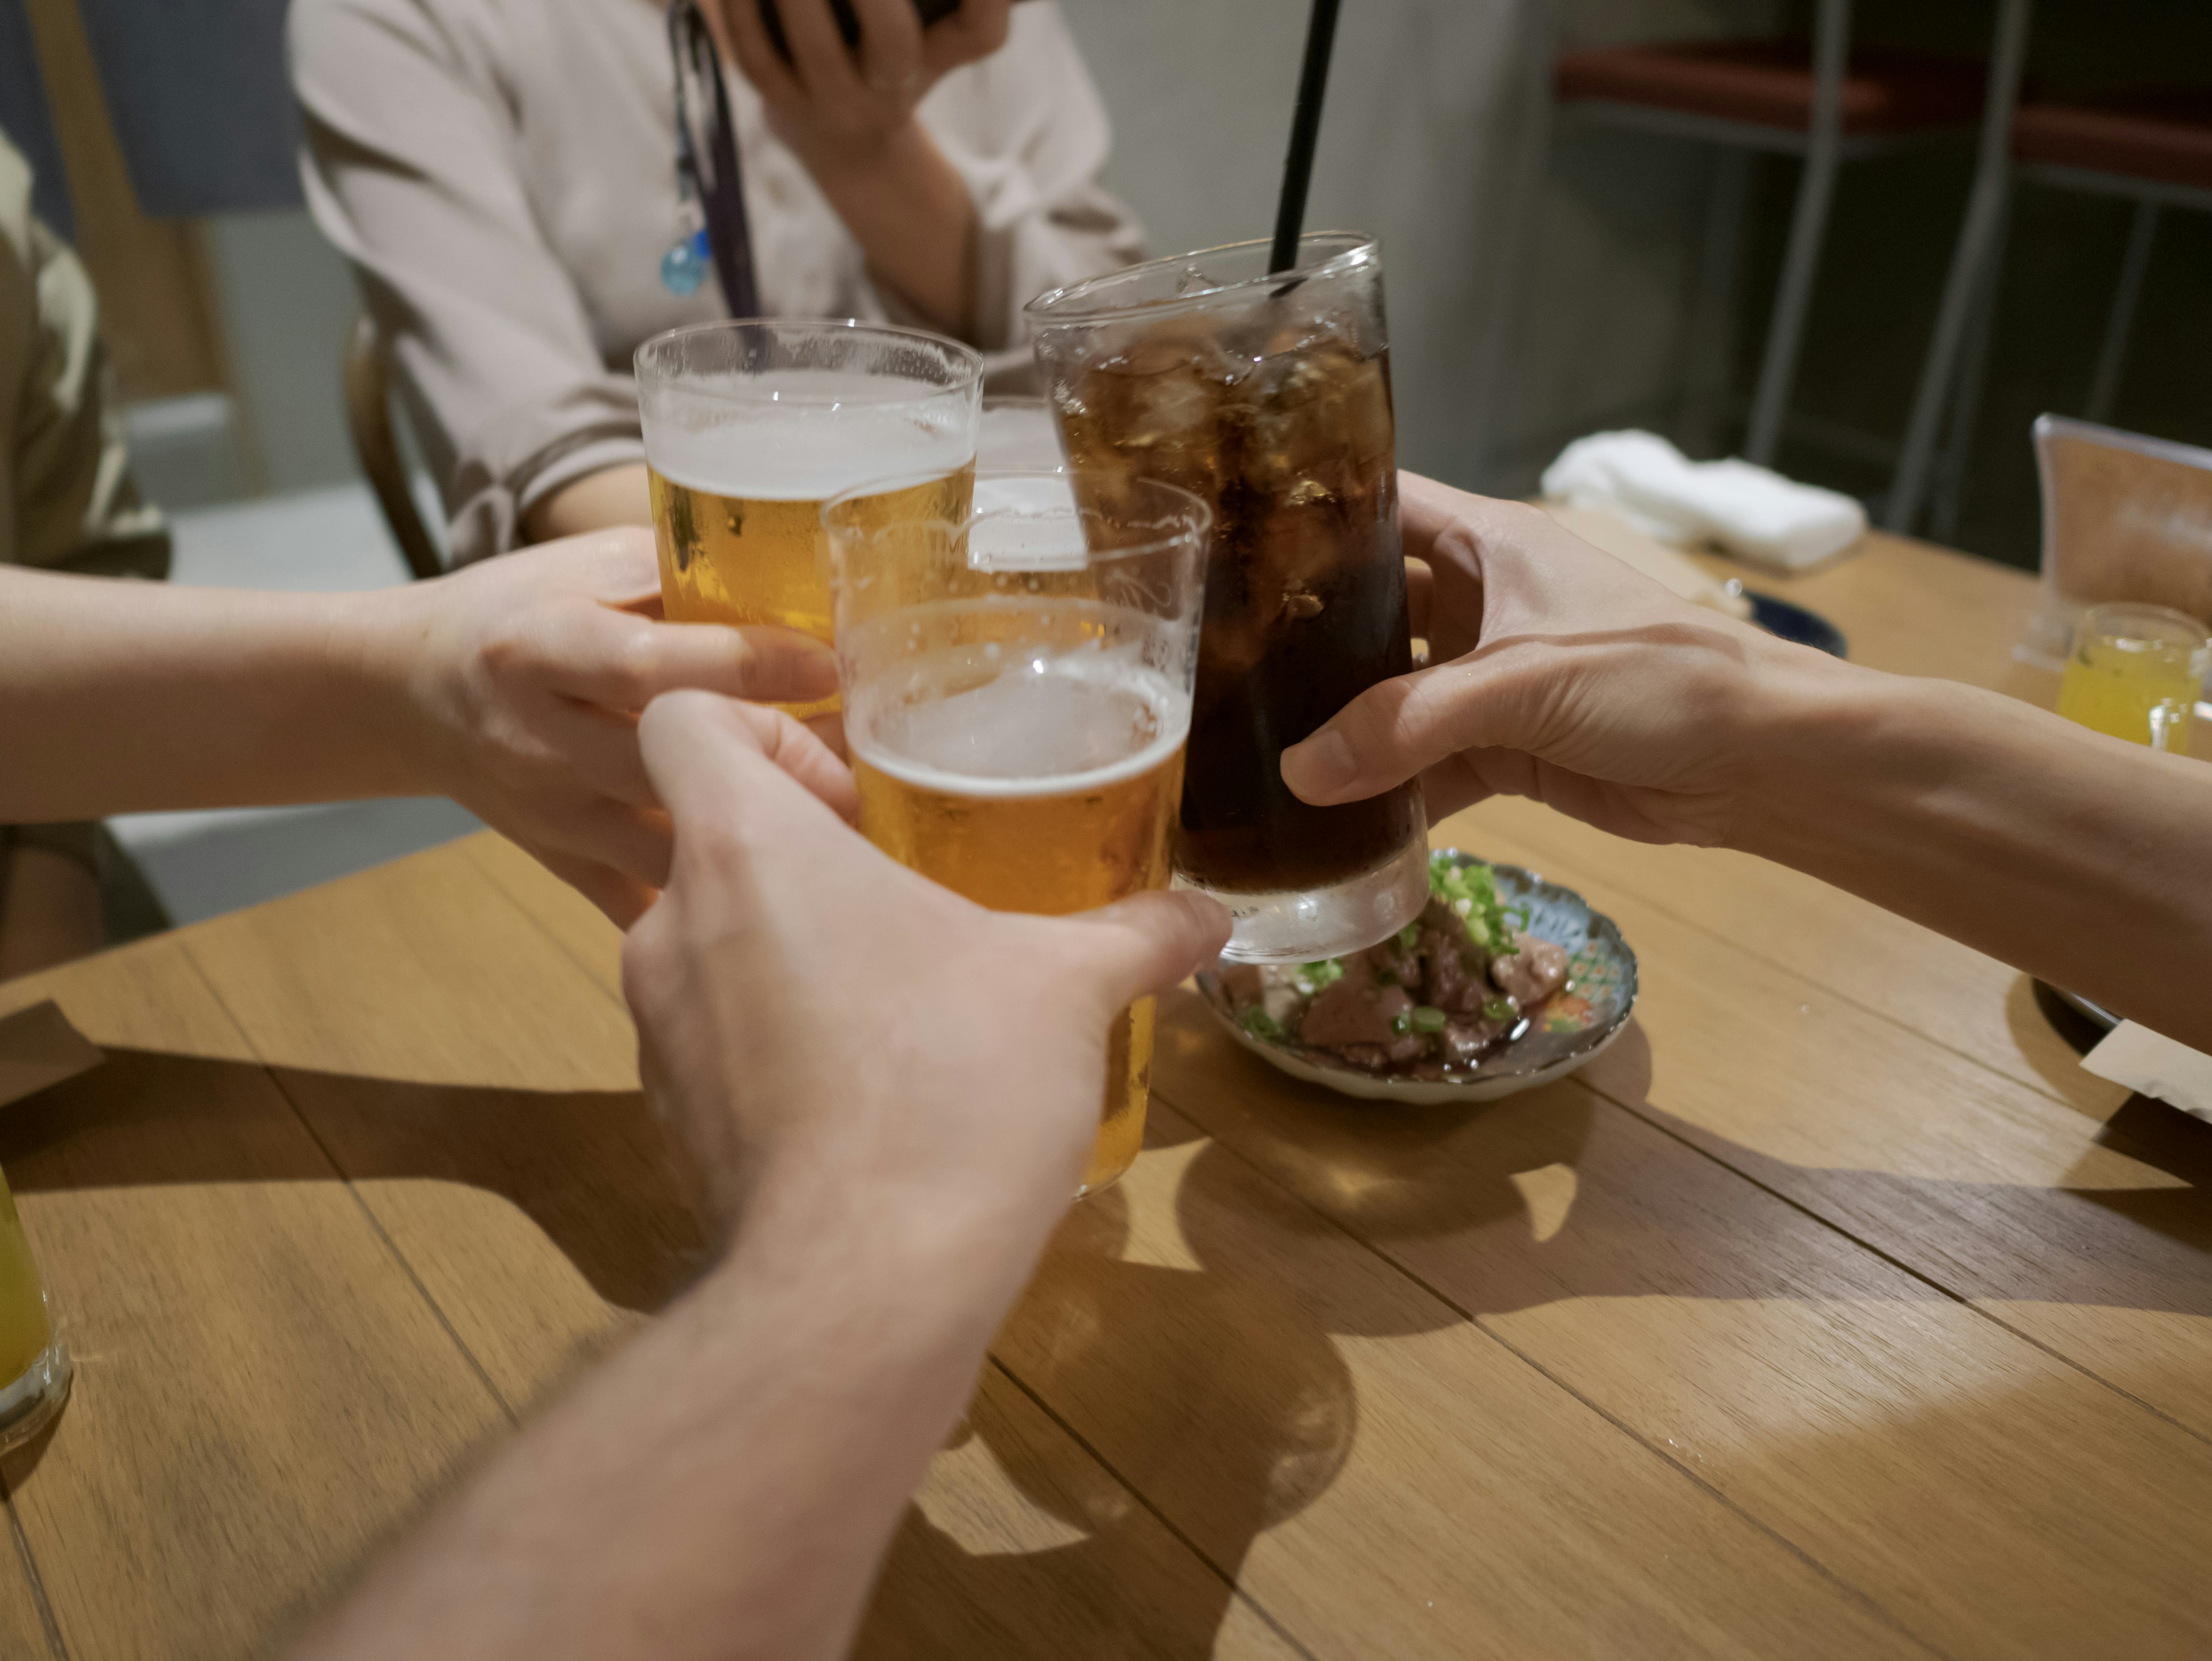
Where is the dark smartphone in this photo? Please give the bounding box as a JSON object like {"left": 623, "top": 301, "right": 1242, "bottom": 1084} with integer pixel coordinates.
{"left": 757, "top": 0, "right": 964, "bottom": 62}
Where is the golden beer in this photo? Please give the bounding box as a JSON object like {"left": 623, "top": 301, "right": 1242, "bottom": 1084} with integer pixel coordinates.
{"left": 830, "top": 471, "right": 1211, "bottom": 1197}
{"left": 649, "top": 465, "right": 973, "bottom": 721}
{"left": 849, "top": 630, "right": 1190, "bottom": 1194}
{"left": 636, "top": 322, "right": 985, "bottom": 721}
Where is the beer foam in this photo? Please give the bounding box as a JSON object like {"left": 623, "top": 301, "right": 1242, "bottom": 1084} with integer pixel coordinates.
{"left": 851, "top": 653, "right": 1190, "bottom": 801}
{"left": 645, "top": 370, "right": 973, "bottom": 501}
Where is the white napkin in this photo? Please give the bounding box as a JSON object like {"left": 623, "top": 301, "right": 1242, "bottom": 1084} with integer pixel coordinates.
{"left": 2081, "top": 1021, "right": 2212, "bottom": 1125}
{"left": 1541, "top": 430, "right": 1867, "bottom": 570}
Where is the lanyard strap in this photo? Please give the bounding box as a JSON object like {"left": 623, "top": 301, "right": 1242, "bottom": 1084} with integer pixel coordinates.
{"left": 666, "top": 1, "right": 760, "bottom": 317}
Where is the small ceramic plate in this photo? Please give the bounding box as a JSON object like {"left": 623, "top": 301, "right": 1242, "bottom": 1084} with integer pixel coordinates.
{"left": 1194, "top": 852, "right": 1639, "bottom": 1105}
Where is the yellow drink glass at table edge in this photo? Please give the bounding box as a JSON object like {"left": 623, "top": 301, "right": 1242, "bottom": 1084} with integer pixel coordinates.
{"left": 0, "top": 1166, "right": 69, "bottom": 1454}
{"left": 636, "top": 320, "right": 984, "bottom": 722}
{"left": 827, "top": 471, "right": 1211, "bottom": 1197}
{"left": 2055, "top": 601, "right": 2209, "bottom": 752}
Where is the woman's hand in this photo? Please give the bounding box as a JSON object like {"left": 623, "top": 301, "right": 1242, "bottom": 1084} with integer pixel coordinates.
{"left": 1281, "top": 475, "right": 1849, "bottom": 848}
{"left": 715, "top": 0, "right": 1005, "bottom": 331}
{"left": 718, "top": 0, "right": 1011, "bottom": 171}
{"left": 373, "top": 528, "right": 852, "bottom": 925}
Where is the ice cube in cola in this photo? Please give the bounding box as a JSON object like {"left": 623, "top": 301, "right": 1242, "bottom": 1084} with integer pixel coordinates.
{"left": 1028, "top": 234, "right": 1429, "bottom": 962}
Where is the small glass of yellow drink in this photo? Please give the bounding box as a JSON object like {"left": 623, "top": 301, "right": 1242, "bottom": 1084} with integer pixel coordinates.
{"left": 0, "top": 1167, "right": 69, "bottom": 1455}
{"left": 827, "top": 471, "right": 1211, "bottom": 1196}
{"left": 635, "top": 321, "right": 984, "bottom": 721}
{"left": 2056, "top": 602, "right": 2209, "bottom": 752}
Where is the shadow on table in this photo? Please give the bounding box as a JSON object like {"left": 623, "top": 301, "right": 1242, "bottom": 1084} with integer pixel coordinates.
{"left": 861, "top": 1189, "right": 1355, "bottom": 1659}
{"left": 1153, "top": 992, "right": 2212, "bottom": 1330}
{"left": 0, "top": 1048, "right": 707, "bottom": 1312}
{"left": 0, "top": 1045, "right": 1356, "bottom": 1657}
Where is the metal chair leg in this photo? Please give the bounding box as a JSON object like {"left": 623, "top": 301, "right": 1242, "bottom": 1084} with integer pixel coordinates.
{"left": 1886, "top": 0, "right": 2035, "bottom": 534}
{"left": 1471, "top": 0, "right": 1558, "bottom": 487}
{"left": 1676, "top": 148, "right": 1753, "bottom": 457}
{"left": 2086, "top": 199, "right": 2160, "bottom": 426}
{"left": 1930, "top": 184, "right": 2013, "bottom": 545}
{"left": 1743, "top": 0, "right": 1850, "bottom": 467}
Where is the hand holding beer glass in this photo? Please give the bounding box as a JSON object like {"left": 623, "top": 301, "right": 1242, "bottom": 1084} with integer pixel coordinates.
{"left": 1028, "top": 234, "right": 1430, "bottom": 963}
{"left": 828, "top": 471, "right": 1210, "bottom": 1194}
{"left": 637, "top": 321, "right": 983, "bottom": 720}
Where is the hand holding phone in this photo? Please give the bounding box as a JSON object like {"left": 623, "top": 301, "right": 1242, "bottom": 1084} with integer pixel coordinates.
{"left": 724, "top": 0, "right": 1016, "bottom": 173}
{"left": 756, "top": 0, "right": 963, "bottom": 63}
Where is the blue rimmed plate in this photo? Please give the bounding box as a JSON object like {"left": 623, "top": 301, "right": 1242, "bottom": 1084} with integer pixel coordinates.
{"left": 1194, "top": 851, "right": 1639, "bottom": 1104}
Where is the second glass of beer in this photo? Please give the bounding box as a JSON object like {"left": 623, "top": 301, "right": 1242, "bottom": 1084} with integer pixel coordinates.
{"left": 635, "top": 321, "right": 983, "bottom": 720}
{"left": 827, "top": 471, "right": 1210, "bottom": 1195}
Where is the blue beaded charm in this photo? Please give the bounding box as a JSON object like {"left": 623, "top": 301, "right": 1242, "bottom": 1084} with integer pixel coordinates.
{"left": 661, "top": 226, "right": 711, "bottom": 296}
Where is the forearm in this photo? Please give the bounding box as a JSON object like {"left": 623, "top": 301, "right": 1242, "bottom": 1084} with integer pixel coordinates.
{"left": 0, "top": 570, "right": 423, "bottom": 822}
{"left": 802, "top": 122, "right": 975, "bottom": 337}
{"left": 1740, "top": 662, "right": 2212, "bottom": 1050}
{"left": 294, "top": 1188, "right": 1027, "bottom": 1661}
{"left": 522, "top": 463, "right": 653, "bottom": 546}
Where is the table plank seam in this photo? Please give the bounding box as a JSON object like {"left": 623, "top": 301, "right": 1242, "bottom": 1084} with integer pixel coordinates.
{"left": 980, "top": 1355, "right": 1325, "bottom": 1661}
{"left": 1145, "top": 1088, "right": 1954, "bottom": 1656}
{"left": 266, "top": 1068, "right": 526, "bottom": 1430}
{"left": 1576, "top": 1077, "right": 2212, "bottom": 1452}
{"left": 170, "top": 938, "right": 525, "bottom": 1430}
{"left": 1468, "top": 826, "right": 2079, "bottom": 1118}
{"left": 461, "top": 842, "right": 628, "bottom": 1015}
{"left": 2, "top": 1497, "right": 67, "bottom": 1661}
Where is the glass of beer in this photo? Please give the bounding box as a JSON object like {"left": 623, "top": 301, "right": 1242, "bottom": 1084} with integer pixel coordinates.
{"left": 827, "top": 470, "right": 1210, "bottom": 1195}
{"left": 2056, "top": 601, "right": 2209, "bottom": 751}
{"left": 0, "top": 1168, "right": 68, "bottom": 1455}
{"left": 1026, "top": 234, "right": 1429, "bottom": 963}
{"left": 635, "top": 320, "right": 984, "bottom": 720}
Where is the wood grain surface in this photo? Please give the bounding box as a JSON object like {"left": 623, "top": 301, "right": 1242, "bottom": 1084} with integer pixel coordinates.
{"left": 0, "top": 533, "right": 2204, "bottom": 1659}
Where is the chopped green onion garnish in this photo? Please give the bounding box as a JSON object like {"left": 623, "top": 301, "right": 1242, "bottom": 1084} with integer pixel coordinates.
{"left": 1408, "top": 1005, "right": 1447, "bottom": 1033}
{"left": 1483, "top": 998, "right": 1515, "bottom": 1023}
{"left": 1242, "top": 1007, "right": 1287, "bottom": 1042}
{"left": 1391, "top": 1012, "right": 1411, "bottom": 1035}
{"left": 1396, "top": 923, "right": 1422, "bottom": 951}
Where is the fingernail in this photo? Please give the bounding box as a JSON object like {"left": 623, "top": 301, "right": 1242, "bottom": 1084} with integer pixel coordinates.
{"left": 1281, "top": 729, "right": 1355, "bottom": 801}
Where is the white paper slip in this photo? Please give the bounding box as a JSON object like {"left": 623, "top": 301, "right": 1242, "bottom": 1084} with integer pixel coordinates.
{"left": 2081, "top": 1021, "right": 2212, "bottom": 1125}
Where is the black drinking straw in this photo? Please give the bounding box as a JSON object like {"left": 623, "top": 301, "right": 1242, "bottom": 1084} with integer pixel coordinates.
{"left": 1268, "top": 0, "right": 1345, "bottom": 275}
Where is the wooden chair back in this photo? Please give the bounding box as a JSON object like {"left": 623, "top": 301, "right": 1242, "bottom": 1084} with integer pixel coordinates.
{"left": 342, "top": 313, "right": 445, "bottom": 581}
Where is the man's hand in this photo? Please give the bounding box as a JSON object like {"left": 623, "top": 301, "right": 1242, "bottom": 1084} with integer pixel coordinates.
{"left": 373, "top": 528, "right": 848, "bottom": 925}
{"left": 719, "top": 0, "right": 1011, "bottom": 172}
{"left": 1281, "top": 475, "right": 1842, "bottom": 848}
{"left": 623, "top": 690, "right": 1227, "bottom": 1270}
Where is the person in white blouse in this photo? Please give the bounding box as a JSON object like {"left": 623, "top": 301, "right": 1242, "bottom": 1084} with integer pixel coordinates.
{"left": 290, "top": 0, "right": 1142, "bottom": 566}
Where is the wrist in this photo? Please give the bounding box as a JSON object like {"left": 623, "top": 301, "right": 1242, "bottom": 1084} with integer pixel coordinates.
{"left": 724, "top": 1151, "right": 1058, "bottom": 1337}
{"left": 1723, "top": 641, "right": 1906, "bottom": 862}
{"left": 783, "top": 109, "right": 929, "bottom": 181}
{"left": 341, "top": 584, "right": 454, "bottom": 801}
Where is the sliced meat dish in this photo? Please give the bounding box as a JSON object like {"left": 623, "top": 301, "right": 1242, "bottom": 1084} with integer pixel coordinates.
{"left": 1300, "top": 958, "right": 1426, "bottom": 1062}
{"left": 1490, "top": 932, "right": 1569, "bottom": 1007}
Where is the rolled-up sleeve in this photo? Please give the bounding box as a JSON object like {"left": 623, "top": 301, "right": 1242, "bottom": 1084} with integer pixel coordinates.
{"left": 912, "top": 3, "right": 1145, "bottom": 385}
{"left": 291, "top": 0, "right": 643, "bottom": 564}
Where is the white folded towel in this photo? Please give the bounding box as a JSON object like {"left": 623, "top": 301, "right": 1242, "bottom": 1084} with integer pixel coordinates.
{"left": 1541, "top": 430, "right": 1866, "bottom": 570}
{"left": 2081, "top": 1021, "right": 2212, "bottom": 1126}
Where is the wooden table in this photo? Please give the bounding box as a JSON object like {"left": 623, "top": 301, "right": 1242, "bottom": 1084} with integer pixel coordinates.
{"left": 0, "top": 531, "right": 2206, "bottom": 1660}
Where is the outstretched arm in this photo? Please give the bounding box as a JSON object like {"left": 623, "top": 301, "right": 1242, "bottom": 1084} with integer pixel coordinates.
{"left": 1280, "top": 476, "right": 2212, "bottom": 1051}
{"left": 0, "top": 530, "right": 839, "bottom": 922}
{"left": 290, "top": 693, "right": 1228, "bottom": 1661}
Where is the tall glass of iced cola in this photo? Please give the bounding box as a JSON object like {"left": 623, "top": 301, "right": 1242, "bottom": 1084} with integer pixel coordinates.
{"left": 1025, "top": 233, "right": 1427, "bottom": 962}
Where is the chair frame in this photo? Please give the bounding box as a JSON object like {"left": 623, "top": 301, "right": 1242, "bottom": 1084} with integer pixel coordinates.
{"left": 1476, "top": 0, "right": 1982, "bottom": 482}
{"left": 1881, "top": 0, "right": 2212, "bottom": 538}
{"left": 342, "top": 313, "right": 445, "bottom": 582}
